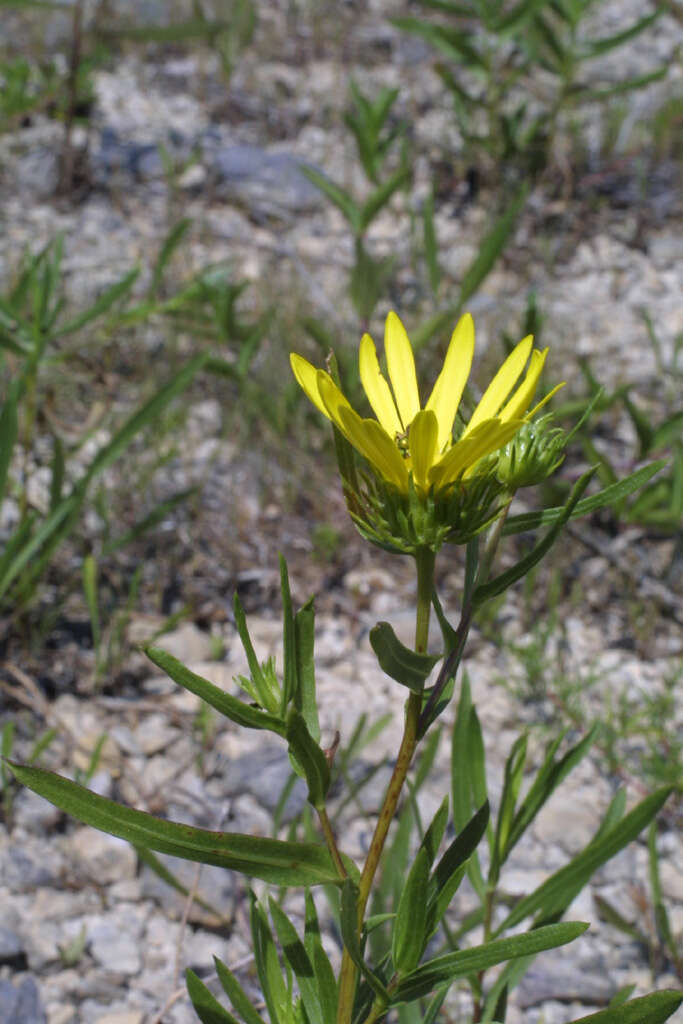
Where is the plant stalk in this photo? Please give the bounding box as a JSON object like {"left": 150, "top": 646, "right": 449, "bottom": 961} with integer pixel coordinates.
{"left": 336, "top": 546, "right": 435, "bottom": 1024}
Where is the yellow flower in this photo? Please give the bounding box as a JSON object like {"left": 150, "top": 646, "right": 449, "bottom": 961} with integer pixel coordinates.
{"left": 291, "top": 312, "right": 561, "bottom": 497}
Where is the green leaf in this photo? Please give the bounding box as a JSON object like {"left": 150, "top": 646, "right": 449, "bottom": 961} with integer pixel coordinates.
{"left": 491, "top": 734, "right": 527, "bottom": 884}
{"left": 475, "top": 469, "right": 595, "bottom": 605}
{"left": 151, "top": 218, "right": 192, "bottom": 296}
{"left": 294, "top": 597, "right": 320, "bottom": 741}
{"left": 0, "top": 384, "right": 18, "bottom": 502}
{"left": 299, "top": 166, "right": 360, "bottom": 232}
{"left": 6, "top": 762, "right": 345, "bottom": 886}
{"left": 505, "top": 725, "right": 598, "bottom": 855}
{"left": 495, "top": 787, "right": 673, "bottom": 935}
{"left": 233, "top": 593, "right": 280, "bottom": 714}
{"left": 214, "top": 956, "right": 267, "bottom": 1024}
{"left": 420, "top": 796, "right": 449, "bottom": 865}
{"left": 250, "top": 896, "right": 290, "bottom": 1024}
{"left": 428, "top": 801, "right": 490, "bottom": 934}
{"left": 360, "top": 163, "right": 411, "bottom": 232}
{"left": 285, "top": 709, "right": 331, "bottom": 810}
{"left": 586, "top": 66, "right": 668, "bottom": 100}
{"left": 304, "top": 892, "right": 338, "bottom": 1023}
{"left": 370, "top": 621, "right": 440, "bottom": 693}
{"left": 279, "top": 554, "right": 297, "bottom": 712}
{"left": 341, "top": 879, "right": 390, "bottom": 1002}
{"left": 503, "top": 460, "right": 667, "bottom": 535}
{"left": 186, "top": 968, "right": 239, "bottom": 1024}
{"left": 390, "top": 17, "right": 487, "bottom": 69}
{"left": 392, "top": 845, "right": 431, "bottom": 974}
{"left": 579, "top": 11, "right": 660, "bottom": 58}
{"left": 145, "top": 646, "right": 286, "bottom": 736}
{"left": 451, "top": 677, "right": 485, "bottom": 898}
{"left": 54, "top": 267, "right": 139, "bottom": 337}
{"left": 568, "top": 991, "right": 683, "bottom": 1024}
{"left": 394, "top": 922, "right": 588, "bottom": 1002}
{"left": 269, "top": 898, "right": 324, "bottom": 1024}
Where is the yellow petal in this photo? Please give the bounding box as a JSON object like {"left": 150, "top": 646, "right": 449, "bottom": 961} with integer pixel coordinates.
{"left": 317, "top": 371, "right": 356, "bottom": 433}
{"left": 425, "top": 312, "right": 475, "bottom": 453}
{"left": 462, "top": 419, "right": 524, "bottom": 479}
{"left": 526, "top": 380, "right": 566, "bottom": 420}
{"left": 338, "top": 407, "right": 410, "bottom": 493}
{"left": 385, "top": 311, "right": 420, "bottom": 429}
{"left": 429, "top": 419, "right": 522, "bottom": 490}
{"left": 408, "top": 410, "right": 438, "bottom": 493}
{"left": 290, "top": 353, "right": 331, "bottom": 420}
{"left": 497, "top": 348, "right": 548, "bottom": 423}
{"left": 359, "top": 332, "right": 403, "bottom": 438}
{"left": 463, "top": 334, "right": 533, "bottom": 437}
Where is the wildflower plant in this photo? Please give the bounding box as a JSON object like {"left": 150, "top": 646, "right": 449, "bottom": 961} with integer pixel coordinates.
{"left": 6, "top": 311, "right": 680, "bottom": 1024}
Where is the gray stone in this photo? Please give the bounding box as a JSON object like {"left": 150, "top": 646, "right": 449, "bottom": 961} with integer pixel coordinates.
{"left": 64, "top": 828, "right": 137, "bottom": 884}
{"left": 209, "top": 143, "right": 324, "bottom": 220}
{"left": 0, "top": 976, "right": 47, "bottom": 1024}
{"left": 140, "top": 854, "right": 235, "bottom": 922}
{"left": 1, "top": 846, "right": 56, "bottom": 891}
{"left": 16, "top": 149, "right": 60, "bottom": 199}
{"left": 153, "top": 622, "right": 216, "bottom": 664}
{"left": 517, "top": 962, "right": 613, "bottom": 1009}
{"left": 216, "top": 740, "right": 307, "bottom": 819}
{"left": 0, "top": 925, "right": 25, "bottom": 965}
{"left": 12, "top": 788, "right": 63, "bottom": 834}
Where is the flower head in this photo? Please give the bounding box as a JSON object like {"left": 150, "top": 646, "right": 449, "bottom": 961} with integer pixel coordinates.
{"left": 291, "top": 311, "right": 560, "bottom": 499}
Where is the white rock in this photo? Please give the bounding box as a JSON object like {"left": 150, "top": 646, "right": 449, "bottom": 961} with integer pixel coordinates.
{"left": 65, "top": 828, "right": 137, "bottom": 884}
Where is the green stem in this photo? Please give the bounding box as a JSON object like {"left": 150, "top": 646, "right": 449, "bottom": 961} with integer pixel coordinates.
{"left": 336, "top": 547, "right": 435, "bottom": 1024}
{"left": 318, "top": 806, "right": 347, "bottom": 880}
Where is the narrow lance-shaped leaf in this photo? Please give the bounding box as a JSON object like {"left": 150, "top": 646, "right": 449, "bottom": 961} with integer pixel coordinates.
{"left": 250, "top": 895, "right": 289, "bottom": 1024}
{"left": 503, "top": 460, "right": 667, "bottom": 535}
{"left": 299, "top": 166, "right": 361, "bottom": 232}
{"left": 304, "top": 892, "right": 338, "bottom": 1024}
{"left": 279, "top": 554, "right": 297, "bottom": 712}
{"left": 427, "top": 801, "right": 490, "bottom": 936}
{"left": 232, "top": 592, "right": 281, "bottom": 713}
{"left": 505, "top": 725, "right": 599, "bottom": 855}
{"left": 394, "top": 921, "right": 588, "bottom": 1003}
{"left": 370, "top": 621, "right": 440, "bottom": 693}
{"left": 0, "top": 384, "right": 18, "bottom": 503}
{"left": 495, "top": 787, "right": 673, "bottom": 935}
{"left": 145, "top": 646, "right": 286, "bottom": 736}
{"left": 54, "top": 267, "right": 140, "bottom": 337}
{"left": 213, "top": 956, "right": 267, "bottom": 1024}
{"left": 420, "top": 796, "right": 449, "bottom": 865}
{"left": 568, "top": 990, "right": 683, "bottom": 1024}
{"left": 186, "top": 968, "right": 240, "bottom": 1024}
{"left": 269, "top": 898, "right": 324, "bottom": 1024}
{"left": 490, "top": 734, "right": 527, "bottom": 884}
{"left": 285, "top": 709, "right": 331, "bottom": 811}
{"left": 360, "top": 163, "right": 411, "bottom": 233}
{"left": 392, "top": 845, "right": 431, "bottom": 974}
{"left": 341, "top": 879, "right": 390, "bottom": 1002}
{"left": 475, "top": 469, "right": 595, "bottom": 606}
{"left": 294, "top": 596, "right": 320, "bottom": 740}
{"left": 6, "top": 762, "right": 345, "bottom": 887}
